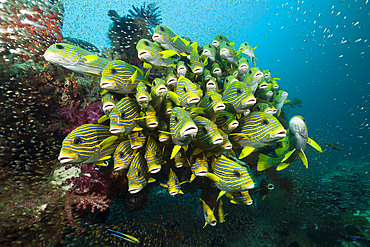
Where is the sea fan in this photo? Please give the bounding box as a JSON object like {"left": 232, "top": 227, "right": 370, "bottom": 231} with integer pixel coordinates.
{"left": 128, "top": 2, "right": 162, "bottom": 30}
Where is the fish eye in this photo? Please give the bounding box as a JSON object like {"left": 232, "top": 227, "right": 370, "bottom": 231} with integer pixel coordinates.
{"left": 226, "top": 43, "right": 229, "bottom": 46}
{"left": 256, "top": 106, "right": 260, "bottom": 111}
{"left": 138, "top": 171, "right": 141, "bottom": 177}
{"left": 209, "top": 97, "right": 213, "bottom": 102}
{"left": 160, "top": 26, "right": 164, "bottom": 31}
{"left": 262, "top": 119, "right": 269, "bottom": 125}
{"left": 111, "top": 68, "right": 117, "bottom": 74}
{"left": 208, "top": 45, "right": 211, "bottom": 48}
{"left": 174, "top": 116, "right": 179, "bottom": 122}
{"left": 121, "top": 112, "right": 125, "bottom": 119}
{"left": 234, "top": 170, "right": 242, "bottom": 177}
{"left": 302, "top": 118, "right": 306, "bottom": 122}
{"left": 202, "top": 127, "right": 207, "bottom": 132}
{"left": 56, "top": 44, "right": 64, "bottom": 49}
{"left": 276, "top": 91, "right": 279, "bottom": 95}
{"left": 237, "top": 89, "right": 242, "bottom": 94}
{"left": 119, "top": 152, "right": 125, "bottom": 158}
{"left": 144, "top": 41, "right": 149, "bottom": 46}
{"left": 222, "top": 115, "right": 228, "bottom": 120}
{"left": 73, "top": 137, "right": 82, "bottom": 144}
{"left": 183, "top": 87, "right": 187, "bottom": 93}
{"left": 152, "top": 80, "right": 156, "bottom": 86}
{"left": 219, "top": 35, "right": 222, "bottom": 39}
{"left": 248, "top": 70, "right": 252, "bottom": 75}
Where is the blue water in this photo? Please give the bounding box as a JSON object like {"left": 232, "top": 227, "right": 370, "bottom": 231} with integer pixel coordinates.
{"left": 62, "top": 0, "right": 370, "bottom": 165}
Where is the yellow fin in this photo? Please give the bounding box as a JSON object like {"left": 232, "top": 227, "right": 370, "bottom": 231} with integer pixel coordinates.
{"left": 98, "top": 115, "right": 109, "bottom": 124}
{"left": 97, "top": 135, "right": 118, "bottom": 150}
{"left": 82, "top": 55, "right": 98, "bottom": 63}
{"left": 145, "top": 68, "right": 151, "bottom": 78}
{"left": 217, "top": 191, "right": 226, "bottom": 201}
{"left": 100, "top": 89, "right": 108, "bottom": 96}
{"left": 166, "top": 91, "right": 180, "bottom": 105}
{"left": 273, "top": 78, "right": 281, "bottom": 80}
{"left": 298, "top": 150, "right": 308, "bottom": 168}
{"left": 262, "top": 194, "right": 267, "bottom": 200}
{"left": 129, "top": 70, "right": 138, "bottom": 84}
{"left": 205, "top": 172, "right": 222, "bottom": 183}
{"left": 277, "top": 109, "right": 281, "bottom": 117}
{"left": 95, "top": 160, "right": 107, "bottom": 166}
{"left": 193, "top": 148, "right": 203, "bottom": 156}
{"left": 235, "top": 50, "right": 243, "bottom": 57}
{"left": 239, "top": 146, "right": 255, "bottom": 159}
{"left": 276, "top": 162, "right": 291, "bottom": 171}
{"left": 183, "top": 145, "right": 188, "bottom": 151}
{"left": 257, "top": 153, "right": 275, "bottom": 171}
{"left": 230, "top": 200, "right": 237, "bottom": 204}
{"left": 160, "top": 50, "right": 179, "bottom": 58}
{"left": 190, "top": 173, "right": 196, "bottom": 183}
{"left": 308, "top": 137, "right": 323, "bottom": 152}
{"left": 158, "top": 130, "right": 172, "bottom": 135}
{"left": 98, "top": 155, "right": 111, "bottom": 161}
{"left": 180, "top": 37, "right": 190, "bottom": 46}
{"left": 281, "top": 149, "right": 295, "bottom": 163}
{"left": 284, "top": 100, "right": 290, "bottom": 104}
{"left": 159, "top": 183, "right": 168, "bottom": 188}
{"left": 132, "top": 126, "right": 143, "bottom": 131}
{"left": 131, "top": 65, "right": 144, "bottom": 76}
{"left": 148, "top": 177, "right": 156, "bottom": 183}
{"left": 229, "top": 149, "right": 236, "bottom": 157}
{"left": 143, "top": 62, "right": 152, "bottom": 69}
{"left": 190, "top": 107, "right": 205, "bottom": 115}
{"left": 172, "top": 35, "right": 180, "bottom": 42}
{"left": 190, "top": 42, "right": 198, "bottom": 52}
{"left": 171, "top": 145, "right": 182, "bottom": 159}
{"left": 275, "top": 146, "right": 289, "bottom": 156}
{"left": 253, "top": 46, "right": 258, "bottom": 50}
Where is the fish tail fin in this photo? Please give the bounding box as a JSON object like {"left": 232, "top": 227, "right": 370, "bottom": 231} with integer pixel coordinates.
{"left": 308, "top": 137, "right": 323, "bottom": 152}
{"left": 257, "top": 154, "right": 276, "bottom": 171}
{"left": 276, "top": 162, "right": 291, "bottom": 171}
{"left": 190, "top": 42, "right": 198, "bottom": 52}
{"left": 298, "top": 149, "right": 308, "bottom": 168}
{"left": 171, "top": 145, "right": 182, "bottom": 159}
{"left": 239, "top": 146, "right": 255, "bottom": 159}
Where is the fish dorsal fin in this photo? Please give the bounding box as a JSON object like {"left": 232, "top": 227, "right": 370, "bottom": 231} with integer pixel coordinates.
{"left": 131, "top": 65, "right": 144, "bottom": 76}
{"left": 239, "top": 146, "right": 255, "bottom": 159}
{"left": 171, "top": 145, "right": 182, "bottom": 159}
{"left": 132, "top": 126, "right": 143, "bottom": 131}
{"left": 98, "top": 115, "right": 109, "bottom": 123}
{"left": 307, "top": 137, "right": 323, "bottom": 152}
{"left": 190, "top": 42, "right": 198, "bottom": 52}
{"left": 82, "top": 54, "right": 98, "bottom": 63}
{"left": 281, "top": 149, "right": 296, "bottom": 163}
{"left": 180, "top": 37, "right": 190, "bottom": 46}
{"left": 172, "top": 35, "right": 181, "bottom": 42}
{"left": 298, "top": 149, "right": 308, "bottom": 168}
{"left": 129, "top": 70, "right": 138, "bottom": 84}
{"left": 97, "top": 135, "right": 118, "bottom": 151}
{"left": 160, "top": 50, "right": 180, "bottom": 58}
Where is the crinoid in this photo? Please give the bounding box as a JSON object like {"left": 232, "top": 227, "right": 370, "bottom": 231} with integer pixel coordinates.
{"left": 128, "top": 2, "right": 162, "bottom": 31}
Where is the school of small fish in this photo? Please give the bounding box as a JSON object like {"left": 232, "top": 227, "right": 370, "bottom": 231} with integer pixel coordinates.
{"left": 44, "top": 25, "right": 323, "bottom": 230}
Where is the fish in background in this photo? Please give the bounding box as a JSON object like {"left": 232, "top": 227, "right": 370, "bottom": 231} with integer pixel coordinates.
{"left": 113, "top": 140, "right": 137, "bottom": 171}
{"left": 136, "top": 39, "right": 176, "bottom": 68}
{"left": 257, "top": 116, "right": 322, "bottom": 171}
{"left": 225, "top": 190, "right": 253, "bottom": 205}
{"left": 239, "top": 42, "right": 257, "bottom": 66}
{"left": 152, "top": 25, "right": 193, "bottom": 54}
{"left": 160, "top": 168, "right": 187, "bottom": 196}
{"left": 212, "top": 34, "right": 230, "bottom": 49}
{"left": 255, "top": 178, "right": 275, "bottom": 200}
{"left": 272, "top": 90, "right": 289, "bottom": 116}
{"left": 43, "top": 43, "right": 110, "bottom": 76}
{"left": 127, "top": 151, "right": 155, "bottom": 194}
{"left": 195, "top": 198, "right": 217, "bottom": 228}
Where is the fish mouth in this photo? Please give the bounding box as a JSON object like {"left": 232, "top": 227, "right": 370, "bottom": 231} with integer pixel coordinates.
{"left": 255, "top": 72, "right": 263, "bottom": 78}
{"left": 148, "top": 122, "right": 158, "bottom": 128}
{"left": 138, "top": 50, "right": 149, "bottom": 59}
{"left": 152, "top": 34, "right": 161, "bottom": 40}
{"left": 259, "top": 82, "right": 268, "bottom": 89}
{"left": 170, "top": 191, "right": 178, "bottom": 196}
{"left": 196, "top": 170, "right": 207, "bottom": 176}
{"left": 223, "top": 143, "right": 232, "bottom": 150}
{"left": 265, "top": 109, "right": 275, "bottom": 114}
{"left": 212, "top": 41, "right": 220, "bottom": 47}
{"left": 204, "top": 75, "right": 211, "bottom": 81}
{"left": 193, "top": 67, "right": 203, "bottom": 74}
{"left": 282, "top": 92, "right": 288, "bottom": 97}
{"left": 100, "top": 80, "right": 114, "bottom": 89}
{"left": 213, "top": 68, "right": 221, "bottom": 74}
{"left": 247, "top": 201, "right": 253, "bottom": 205}
{"left": 156, "top": 86, "right": 167, "bottom": 95}
{"left": 138, "top": 95, "right": 149, "bottom": 102}
{"left": 210, "top": 220, "right": 217, "bottom": 226}
{"left": 110, "top": 127, "right": 124, "bottom": 134}
{"left": 229, "top": 121, "right": 239, "bottom": 130}
{"left": 272, "top": 129, "right": 287, "bottom": 139}
{"left": 239, "top": 64, "right": 249, "bottom": 70}
{"left": 212, "top": 137, "right": 224, "bottom": 145}
{"left": 58, "top": 155, "right": 77, "bottom": 164}
{"left": 131, "top": 144, "right": 142, "bottom": 150}
{"left": 266, "top": 91, "right": 273, "bottom": 96}
{"left": 188, "top": 96, "right": 200, "bottom": 104}
{"left": 166, "top": 109, "right": 173, "bottom": 115}
{"left": 219, "top": 48, "right": 229, "bottom": 56}
{"left": 181, "top": 125, "right": 198, "bottom": 136}
{"left": 159, "top": 136, "right": 169, "bottom": 142}
{"left": 103, "top": 103, "right": 115, "bottom": 112}
{"left": 129, "top": 188, "right": 142, "bottom": 194}
{"left": 175, "top": 162, "right": 183, "bottom": 168}
{"left": 167, "top": 78, "right": 177, "bottom": 85}
{"left": 214, "top": 104, "right": 225, "bottom": 112}
{"left": 114, "top": 166, "right": 124, "bottom": 171}
{"left": 203, "top": 50, "right": 212, "bottom": 56}
{"left": 207, "top": 81, "right": 215, "bottom": 87}
{"left": 243, "top": 98, "right": 256, "bottom": 106}
{"left": 177, "top": 66, "right": 186, "bottom": 73}
{"left": 149, "top": 166, "right": 161, "bottom": 174}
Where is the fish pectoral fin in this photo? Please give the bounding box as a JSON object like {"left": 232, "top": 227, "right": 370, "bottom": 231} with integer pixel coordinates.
{"left": 308, "top": 137, "right": 323, "bottom": 152}
{"left": 131, "top": 65, "right": 144, "bottom": 76}
{"left": 159, "top": 50, "right": 179, "bottom": 58}
{"left": 171, "top": 145, "right": 182, "bottom": 159}
{"left": 276, "top": 162, "right": 291, "bottom": 171}
{"left": 95, "top": 160, "right": 107, "bottom": 166}
{"left": 284, "top": 99, "right": 290, "bottom": 104}
{"left": 281, "top": 149, "right": 295, "bottom": 162}
{"left": 275, "top": 146, "right": 289, "bottom": 156}
{"left": 217, "top": 191, "right": 226, "bottom": 201}
{"left": 178, "top": 190, "right": 184, "bottom": 194}
{"left": 166, "top": 91, "right": 180, "bottom": 105}
{"left": 82, "top": 54, "right": 98, "bottom": 63}
{"left": 143, "top": 62, "right": 152, "bottom": 69}
{"left": 262, "top": 195, "right": 267, "bottom": 200}
{"left": 190, "top": 107, "right": 205, "bottom": 115}
{"left": 148, "top": 177, "right": 156, "bottom": 183}
{"left": 203, "top": 57, "right": 208, "bottom": 66}
{"left": 298, "top": 150, "right": 308, "bottom": 168}
{"left": 235, "top": 50, "right": 243, "bottom": 57}
{"left": 190, "top": 174, "right": 196, "bottom": 183}
{"left": 97, "top": 135, "right": 118, "bottom": 150}
{"left": 98, "top": 115, "right": 110, "bottom": 123}
{"left": 159, "top": 183, "right": 168, "bottom": 188}
{"left": 132, "top": 126, "right": 143, "bottom": 131}
{"left": 144, "top": 68, "right": 151, "bottom": 78}
{"left": 230, "top": 200, "right": 237, "bottom": 204}
{"left": 129, "top": 70, "right": 138, "bottom": 84}
{"left": 257, "top": 153, "right": 275, "bottom": 171}
{"left": 277, "top": 109, "right": 281, "bottom": 116}
{"left": 193, "top": 148, "right": 203, "bottom": 156}
{"left": 205, "top": 172, "right": 222, "bottom": 183}
{"left": 239, "top": 146, "right": 255, "bottom": 159}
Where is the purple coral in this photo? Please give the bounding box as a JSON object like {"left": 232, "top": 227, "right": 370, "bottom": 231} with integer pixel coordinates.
{"left": 59, "top": 100, "right": 104, "bottom": 135}
{"left": 62, "top": 163, "right": 108, "bottom": 194}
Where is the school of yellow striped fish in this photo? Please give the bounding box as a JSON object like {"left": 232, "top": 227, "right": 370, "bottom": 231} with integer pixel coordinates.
{"left": 44, "top": 25, "right": 323, "bottom": 229}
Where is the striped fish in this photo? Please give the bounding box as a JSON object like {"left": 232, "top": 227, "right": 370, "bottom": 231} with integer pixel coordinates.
{"left": 242, "top": 67, "right": 263, "bottom": 93}
{"left": 218, "top": 199, "right": 226, "bottom": 223}
{"left": 190, "top": 154, "right": 209, "bottom": 177}
{"left": 43, "top": 43, "right": 109, "bottom": 76}
{"left": 173, "top": 149, "right": 185, "bottom": 168}
{"left": 199, "top": 198, "right": 217, "bottom": 227}
{"left": 189, "top": 49, "right": 204, "bottom": 75}
{"left": 109, "top": 97, "right": 140, "bottom": 134}
{"left": 239, "top": 42, "right": 257, "bottom": 67}
{"left": 225, "top": 191, "right": 253, "bottom": 205}
{"left": 222, "top": 81, "right": 256, "bottom": 114}
{"left": 152, "top": 25, "right": 193, "bottom": 54}
{"left": 237, "top": 57, "right": 250, "bottom": 81}
{"left": 250, "top": 100, "right": 277, "bottom": 115}
{"left": 219, "top": 41, "right": 238, "bottom": 65}
{"left": 271, "top": 78, "right": 280, "bottom": 92}
{"left": 262, "top": 69, "right": 272, "bottom": 83}
{"left": 169, "top": 107, "right": 198, "bottom": 147}
{"left": 254, "top": 78, "right": 269, "bottom": 98}
{"left": 58, "top": 124, "right": 124, "bottom": 165}
{"left": 210, "top": 155, "right": 256, "bottom": 193}
{"left": 136, "top": 39, "right": 174, "bottom": 68}
{"left": 100, "top": 60, "right": 148, "bottom": 94}
{"left": 212, "top": 34, "right": 230, "bottom": 49}
{"left": 229, "top": 112, "right": 286, "bottom": 159}
{"left": 211, "top": 62, "right": 222, "bottom": 82}
{"left": 272, "top": 90, "right": 288, "bottom": 116}
{"left": 203, "top": 69, "right": 212, "bottom": 82}
{"left": 192, "top": 116, "right": 223, "bottom": 151}
{"left": 176, "top": 61, "right": 188, "bottom": 77}
{"left": 128, "top": 130, "right": 147, "bottom": 150}
{"left": 113, "top": 140, "right": 136, "bottom": 171}
{"left": 136, "top": 81, "right": 150, "bottom": 109}
{"left": 150, "top": 78, "right": 167, "bottom": 113}
{"left": 165, "top": 67, "right": 178, "bottom": 90}
{"left": 223, "top": 75, "right": 239, "bottom": 92}
{"left": 214, "top": 110, "right": 239, "bottom": 134}
{"left": 203, "top": 76, "right": 219, "bottom": 94}
{"left": 159, "top": 168, "right": 186, "bottom": 196}
{"left": 126, "top": 151, "right": 155, "bottom": 194}
{"left": 208, "top": 128, "right": 233, "bottom": 155}
{"left": 202, "top": 44, "right": 217, "bottom": 63}
{"left": 101, "top": 91, "right": 117, "bottom": 115}
{"left": 174, "top": 75, "right": 201, "bottom": 108}
{"left": 197, "top": 91, "right": 225, "bottom": 121}
{"left": 144, "top": 135, "right": 164, "bottom": 173}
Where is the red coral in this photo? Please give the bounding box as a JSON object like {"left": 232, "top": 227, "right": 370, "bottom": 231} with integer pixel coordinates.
{"left": 64, "top": 192, "right": 111, "bottom": 224}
